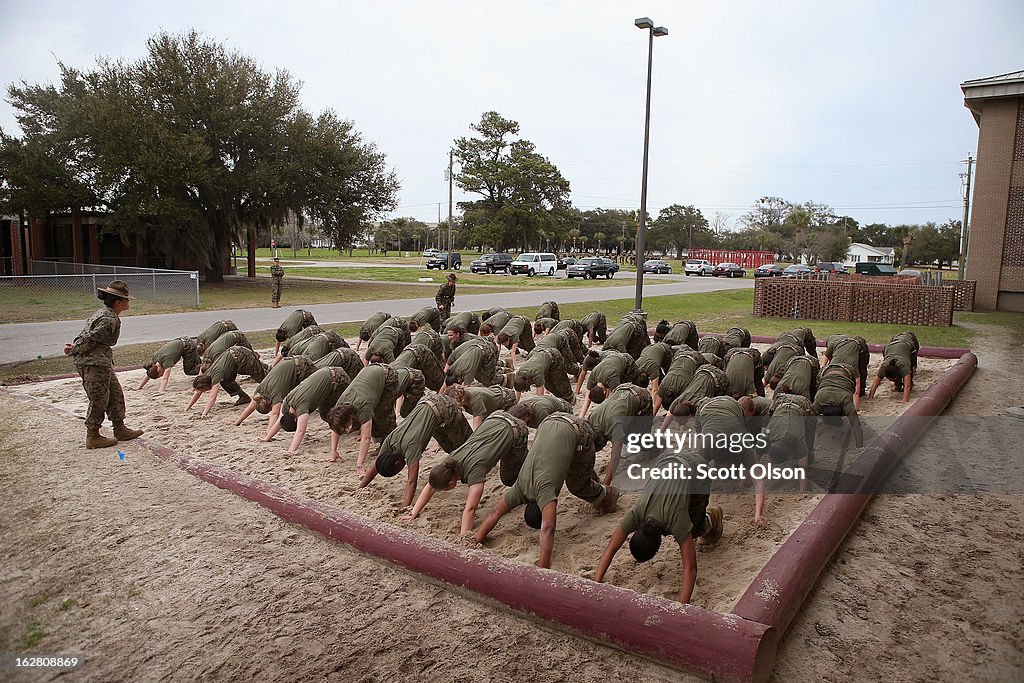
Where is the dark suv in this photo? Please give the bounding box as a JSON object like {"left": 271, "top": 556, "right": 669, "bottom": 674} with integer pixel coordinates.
{"left": 469, "top": 253, "right": 513, "bottom": 274}
{"left": 426, "top": 253, "right": 462, "bottom": 270}
{"left": 566, "top": 257, "right": 615, "bottom": 279}
{"left": 815, "top": 262, "right": 847, "bottom": 274}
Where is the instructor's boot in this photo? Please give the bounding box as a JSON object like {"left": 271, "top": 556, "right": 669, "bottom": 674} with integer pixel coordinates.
{"left": 113, "top": 422, "right": 144, "bottom": 441}
{"left": 698, "top": 505, "right": 724, "bottom": 546}
{"left": 86, "top": 427, "right": 118, "bottom": 449}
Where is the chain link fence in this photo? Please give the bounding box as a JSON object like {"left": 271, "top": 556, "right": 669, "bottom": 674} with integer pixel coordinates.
{"left": 2, "top": 261, "right": 200, "bottom": 313}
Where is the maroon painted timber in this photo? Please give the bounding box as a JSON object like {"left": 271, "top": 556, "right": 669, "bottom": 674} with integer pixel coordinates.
{"left": 123, "top": 440, "right": 777, "bottom": 683}
{"left": 731, "top": 352, "right": 978, "bottom": 634}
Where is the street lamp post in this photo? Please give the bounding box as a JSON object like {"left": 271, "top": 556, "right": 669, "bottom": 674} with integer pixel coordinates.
{"left": 633, "top": 17, "right": 668, "bottom": 315}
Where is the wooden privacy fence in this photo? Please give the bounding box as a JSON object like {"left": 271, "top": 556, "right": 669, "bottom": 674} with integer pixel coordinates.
{"left": 753, "top": 278, "right": 956, "bottom": 326}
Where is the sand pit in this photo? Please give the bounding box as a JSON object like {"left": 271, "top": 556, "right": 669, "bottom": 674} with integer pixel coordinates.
{"left": 6, "top": 341, "right": 955, "bottom": 617}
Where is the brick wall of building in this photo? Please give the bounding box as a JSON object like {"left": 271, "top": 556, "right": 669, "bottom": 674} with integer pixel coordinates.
{"left": 754, "top": 279, "right": 955, "bottom": 326}
{"left": 966, "top": 97, "right": 1020, "bottom": 309}
{"left": 998, "top": 101, "right": 1024, "bottom": 305}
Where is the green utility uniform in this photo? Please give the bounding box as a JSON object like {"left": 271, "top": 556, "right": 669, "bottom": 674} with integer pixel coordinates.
{"left": 411, "top": 329, "right": 445, "bottom": 364}
{"left": 334, "top": 364, "right": 425, "bottom": 439}
{"left": 765, "top": 341, "right": 803, "bottom": 382}
{"left": 196, "top": 320, "right": 237, "bottom": 352}
{"left": 534, "top": 317, "right": 559, "bottom": 334}
{"left": 503, "top": 413, "right": 607, "bottom": 510}
{"left": 411, "top": 306, "right": 443, "bottom": 333}
{"left": 789, "top": 326, "right": 818, "bottom": 356}
{"left": 698, "top": 336, "right": 726, "bottom": 357}
{"left": 254, "top": 355, "right": 318, "bottom": 404}
{"left": 580, "top": 311, "right": 608, "bottom": 345}
{"left": 725, "top": 347, "right": 764, "bottom": 398}
{"left": 482, "top": 309, "right": 513, "bottom": 334}
{"left": 278, "top": 309, "right": 317, "bottom": 341}
{"left": 587, "top": 383, "right": 653, "bottom": 443}
{"left": 603, "top": 316, "right": 650, "bottom": 358}
{"left": 619, "top": 452, "right": 712, "bottom": 542}
{"left": 722, "top": 326, "right": 751, "bottom": 352}
{"left": 448, "top": 337, "right": 501, "bottom": 386}
{"left": 270, "top": 262, "right": 284, "bottom": 305}
{"left": 282, "top": 366, "right": 352, "bottom": 422}
{"left": 288, "top": 333, "right": 334, "bottom": 363}
{"left": 765, "top": 393, "right": 817, "bottom": 463}
{"left": 587, "top": 351, "right": 639, "bottom": 391}
{"left": 315, "top": 348, "right": 364, "bottom": 383}
{"left": 150, "top": 337, "right": 201, "bottom": 376}
{"left": 662, "top": 320, "right": 699, "bottom": 349}
{"left": 364, "top": 325, "right": 406, "bottom": 364}
{"left": 777, "top": 355, "right": 820, "bottom": 400}
{"left": 378, "top": 393, "right": 471, "bottom": 468}
{"left": 813, "top": 363, "right": 858, "bottom": 416}
{"left": 393, "top": 343, "right": 446, "bottom": 391}
{"left": 70, "top": 306, "right": 126, "bottom": 429}
{"left": 514, "top": 394, "right": 574, "bottom": 428}
{"left": 535, "top": 329, "right": 581, "bottom": 376}
{"left": 668, "top": 365, "right": 730, "bottom": 413}
{"left": 359, "top": 312, "right": 392, "bottom": 342}
{"left": 517, "top": 347, "right": 574, "bottom": 401}
{"left": 201, "top": 330, "right": 252, "bottom": 368}
{"left": 281, "top": 325, "right": 325, "bottom": 355}
{"left": 482, "top": 307, "right": 507, "bottom": 321}
{"left": 498, "top": 315, "right": 535, "bottom": 354}
{"left": 877, "top": 332, "right": 919, "bottom": 380}
{"left": 657, "top": 347, "right": 706, "bottom": 406}
{"left": 207, "top": 346, "right": 269, "bottom": 399}
{"left": 462, "top": 385, "right": 517, "bottom": 418}
{"left": 535, "top": 301, "right": 560, "bottom": 321}
{"left": 440, "top": 331, "right": 479, "bottom": 360}
{"left": 449, "top": 410, "right": 531, "bottom": 487}
{"left": 435, "top": 281, "right": 457, "bottom": 321}
{"left": 826, "top": 334, "right": 869, "bottom": 394}
{"left": 444, "top": 310, "right": 479, "bottom": 335}
{"left": 376, "top": 317, "right": 413, "bottom": 350}
{"left": 694, "top": 395, "right": 752, "bottom": 463}
{"left": 636, "top": 342, "right": 673, "bottom": 382}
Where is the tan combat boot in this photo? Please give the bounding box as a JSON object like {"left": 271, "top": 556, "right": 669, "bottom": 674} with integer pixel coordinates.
{"left": 86, "top": 427, "right": 118, "bottom": 449}
{"left": 594, "top": 485, "right": 621, "bottom": 515}
{"left": 113, "top": 422, "right": 144, "bottom": 441}
{"left": 698, "top": 505, "right": 724, "bottom": 545}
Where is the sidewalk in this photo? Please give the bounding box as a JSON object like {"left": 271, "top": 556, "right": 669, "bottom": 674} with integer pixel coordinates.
{"left": 0, "top": 278, "right": 752, "bottom": 364}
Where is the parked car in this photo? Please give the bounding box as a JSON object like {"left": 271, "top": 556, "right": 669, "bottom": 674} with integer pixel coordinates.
{"left": 642, "top": 259, "right": 672, "bottom": 274}
{"left": 754, "top": 263, "right": 784, "bottom": 278}
{"left": 422, "top": 248, "right": 441, "bottom": 258}
{"left": 897, "top": 268, "right": 922, "bottom": 278}
{"left": 567, "top": 257, "right": 616, "bottom": 279}
{"left": 713, "top": 262, "right": 746, "bottom": 278}
{"left": 815, "top": 262, "right": 847, "bottom": 274}
{"left": 425, "top": 252, "right": 462, "bottom": 270}
{"left": 557, "top": 256, "right": 577, "bottom": 270}
{"left": 599, "top": 258, "right": 620, "bottom": 274}
{"left": 510, "top": 252, "right": 558, "bottom": 276}
{"left": 684, "top": 259, "right": 715, "bottom": 276}
{"left": 855, "top": 263, "right": 898, "bottom": 276}
{"left": 782, "top": 264, "right": 812, "bottom": 278}
{"left": 470, "top": 253, "right": 513, "bottom": 274}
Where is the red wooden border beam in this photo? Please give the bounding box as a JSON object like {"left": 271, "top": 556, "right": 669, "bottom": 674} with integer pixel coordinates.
{"left": 118, "top": 440, "right": 776, "bottom": 683}
{"left": 731, "top": 352, "right": 977, "bottom": 634}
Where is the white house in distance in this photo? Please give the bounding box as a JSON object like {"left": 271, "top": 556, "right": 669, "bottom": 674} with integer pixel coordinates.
{"left": 844, "top": 242, "right": 895, "bottom": 268}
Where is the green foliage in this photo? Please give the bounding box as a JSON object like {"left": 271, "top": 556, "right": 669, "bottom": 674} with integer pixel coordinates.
{"left": 1, "top": 30, "right": 398, "bottom": 282}
{"left": 650, "top": 204, "right": 711, "bottom": 257}
{"left": 454, "top": 112, "right": 572, "bottom": 251}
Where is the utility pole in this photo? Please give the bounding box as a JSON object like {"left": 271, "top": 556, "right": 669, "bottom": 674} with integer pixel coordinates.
{"left": 448, "top": 151, "right": 454, "bottom": 254}
{"left": 958, "top": 153, "right": 974, "bottom": 280}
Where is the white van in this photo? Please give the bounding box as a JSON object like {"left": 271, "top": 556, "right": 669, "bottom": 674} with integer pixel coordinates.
{"left": 510, "top": 252, "right": 558, "bottom": 277}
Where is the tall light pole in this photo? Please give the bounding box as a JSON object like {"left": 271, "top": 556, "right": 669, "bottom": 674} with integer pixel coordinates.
{"left": 633, "top": 17, "right": 668, "bottom": 314}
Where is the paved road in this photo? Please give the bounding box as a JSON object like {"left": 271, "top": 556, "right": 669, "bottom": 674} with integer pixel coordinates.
{"left": 0, "top": 277, "right": 752, "bottom": 364}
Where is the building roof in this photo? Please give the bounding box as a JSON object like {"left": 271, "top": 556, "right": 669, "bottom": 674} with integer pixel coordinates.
{"left": 848, "top": 242, "right": 894, "bottom": 256}
{"left": 962, "top": 69, "right": 1024, "bottom": 124}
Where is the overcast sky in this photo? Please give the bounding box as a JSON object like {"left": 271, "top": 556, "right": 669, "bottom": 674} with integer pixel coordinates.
{"left": 1, "top": 1, "right": 1022, "bottom": 230}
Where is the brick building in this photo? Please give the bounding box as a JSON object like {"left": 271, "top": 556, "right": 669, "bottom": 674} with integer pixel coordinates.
{"left": 962, "top": 70, "right": 1024, "bottom": 311}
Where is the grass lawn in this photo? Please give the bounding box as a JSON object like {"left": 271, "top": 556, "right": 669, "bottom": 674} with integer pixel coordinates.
{"left": 4, "top": 288, "right": 1007, "bottom": 385}
{"left": 1, "top": 278, "right": 506, "bottom": 323}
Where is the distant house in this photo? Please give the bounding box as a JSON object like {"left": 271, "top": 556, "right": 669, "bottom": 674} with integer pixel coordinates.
{"left": 844, "top": 242, "right": 895, "bottom": 268}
